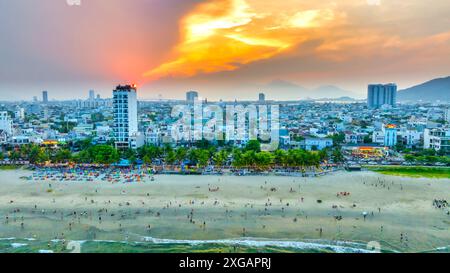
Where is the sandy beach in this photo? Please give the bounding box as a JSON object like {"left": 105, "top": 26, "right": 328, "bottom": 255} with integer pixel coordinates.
{"left": 0, "top": 169, "right": 449, "bottom": 253}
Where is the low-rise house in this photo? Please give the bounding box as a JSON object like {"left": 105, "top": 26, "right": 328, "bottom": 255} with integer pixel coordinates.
{"left": 293, "top": 137, "right": 333, "bottom": 151}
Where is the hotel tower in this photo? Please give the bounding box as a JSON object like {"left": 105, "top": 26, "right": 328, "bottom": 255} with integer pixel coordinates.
{"left": 113, "top": 84, "right": 140, "bottom": 149}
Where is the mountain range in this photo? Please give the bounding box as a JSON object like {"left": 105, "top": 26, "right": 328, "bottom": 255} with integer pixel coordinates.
{"left": 397, "top": 76, "right": 450, "bottom": 102}
{"left": 263, "top": 80, "right": 357, "bottom": 100}
{"left": 256, "top": 76, "right": 450, "bottom": 102}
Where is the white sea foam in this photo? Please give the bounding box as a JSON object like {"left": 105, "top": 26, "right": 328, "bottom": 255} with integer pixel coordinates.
{"left": 434, "top": 245, "right": 449, "bottom": 251}
{"left": 0, "top": 237, "right": 16, "bottom": 241}
{"left": 38, "top": 250, "right": 54, "bottom": 253}
{"left": 61, "top": 237, "right": 375, "bottom": 253}
{"left": 141, "top": 237, "right": 375, "bottom": 253}
{"left": 11, "top": 243, "right": 28, "bottom": 248}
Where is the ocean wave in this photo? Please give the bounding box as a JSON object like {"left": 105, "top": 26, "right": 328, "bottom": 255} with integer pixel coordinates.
{"left": 61, "top": 237, "right": 375, "bottom": 253}
{"left": 141, "top": 236, "right": 376, "bottom": 253}
{"left": 0, "top": 237, "right": 16, "bottom": 241}
{"left": 428, "top": 245, "right": 450, "bottom": 252}
{"left": 11, "top": 243, "right": 28, "bottom": 248}
{"left": 38, "top": 250, "right": 54, "bottom": 253}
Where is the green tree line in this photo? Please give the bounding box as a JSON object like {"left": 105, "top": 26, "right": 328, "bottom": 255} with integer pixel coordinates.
{"left": 1, "top": 140, "right": 344, "bottom": 168}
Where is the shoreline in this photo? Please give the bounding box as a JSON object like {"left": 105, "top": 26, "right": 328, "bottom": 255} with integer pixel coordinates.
{"left": 1, "top": 236, "right": 387, "bottom": 253}
{"left": 2, "top": 163, "right": 449, "bottom": 179}
{"left": 0, "top": 169, "right": 448, "bottom": 253}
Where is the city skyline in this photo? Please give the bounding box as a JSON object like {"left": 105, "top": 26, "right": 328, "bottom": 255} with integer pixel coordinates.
{"left": 1, "top": 0, "right": 450, "bottom": 101}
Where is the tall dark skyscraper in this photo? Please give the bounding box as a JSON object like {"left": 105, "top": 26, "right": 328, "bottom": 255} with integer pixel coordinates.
{"left": 259, "top": 93, "right": 266, "bottom": 102}
{"left": 89, "top": 90, "right": 95, "bottom": 101}
{"left": 42, "top": 91, "right": 48, "bottom": 104}
{"left": 186, "top": 91, "right": 199, "bottom": 103}
{"left": 367, "top": 84, "right": 397, "bottom": 109}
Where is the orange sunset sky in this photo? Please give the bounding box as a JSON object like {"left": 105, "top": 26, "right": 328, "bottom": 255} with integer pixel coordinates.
{"left": 0, "top": 0, "right": 449, "bottom": 100}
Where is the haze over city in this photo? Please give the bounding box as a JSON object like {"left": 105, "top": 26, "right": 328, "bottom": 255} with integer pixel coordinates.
{"left": 1, "top": 0, "right": 450, "bottom": 100}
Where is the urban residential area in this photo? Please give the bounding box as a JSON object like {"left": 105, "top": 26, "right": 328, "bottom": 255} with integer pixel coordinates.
{"left": 0, "top": 84, "right": 448, "bottom": 177}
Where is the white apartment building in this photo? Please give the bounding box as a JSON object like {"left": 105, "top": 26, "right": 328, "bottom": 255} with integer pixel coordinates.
{"left": 398, "top": 129, "right": 422, "bottom": 147}
{"left": 372, "top": 130, "right": 385, "bottom": 144}
{"left": 14, "top": 107, "right": 25, "bottom": 120}
{"left": 0, "top": 111, "right": 13, "bottom": 136}
{"left": 10, "top": 136, "right": 30, "bottom": 145}
{"left": 145, "top": 126, "right": 161, "bottom": 146}
{"left": 424, "top": 128, "right": 450, "bottom": 152}
{"left": 0, "top": 130, "right": 7, "bottom": 145}
{"left": 113, "top": 85, "right": 141, "bottom": 149}
{"left": 298, "top": 137, "right": 333, "bottom": 151}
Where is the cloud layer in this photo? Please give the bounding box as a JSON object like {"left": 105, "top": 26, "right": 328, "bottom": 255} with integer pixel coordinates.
{"left": 142, "top": 0, "right": 450, "bottom": 99}
{"left": 0, "top": 0, "right": 449, "bottom": 100}
{"left": 143, "top": 0, "right": 340, "bottom": 79}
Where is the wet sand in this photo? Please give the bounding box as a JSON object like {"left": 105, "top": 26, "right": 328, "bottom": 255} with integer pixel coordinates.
{"left": 0, "top": 170, "right": 449, "bottom": 253}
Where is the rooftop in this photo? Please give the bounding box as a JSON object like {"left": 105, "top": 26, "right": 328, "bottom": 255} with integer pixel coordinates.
{"left": 114, "top": 84, "right": 137, "bottom": 92}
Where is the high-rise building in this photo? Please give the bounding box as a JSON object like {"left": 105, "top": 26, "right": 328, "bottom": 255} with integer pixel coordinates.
{"left": 259, "top": 93, "right": 266, "bottom": 102}
{"left": 42, "top": 91, "right": 49, "bottom": 104}
{"left": 186, "top": 91, "right": 199, "bottom": 103}
{"left": 113, "top": 84, "right": 140, "bottom": 149}
{"left": 367, "top": 84, "right": 397, "bottom": 109}
{"left": 89, "top": 90, "right": 95, "bottom": 101}
{"left": 383, "top": 124, "right": 398, "bottom": 147}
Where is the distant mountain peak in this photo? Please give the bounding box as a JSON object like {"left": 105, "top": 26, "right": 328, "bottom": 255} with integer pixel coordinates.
{"left": 262, "top": 80, "right": 355, "bottom": 100}
{"left": 398, "top": 76, "right": 450, "bottom": 102}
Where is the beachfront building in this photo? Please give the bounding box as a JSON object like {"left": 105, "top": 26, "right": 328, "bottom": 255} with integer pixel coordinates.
{"left": 384, "top": 124, "right": 398, "bottom": 147}
{"left": 367, "top": 84, "right": 397, "bottom": 109}
{"left": 424, "top": 128, "right": 450, "bottom": 152}
{"left": 113, "top": 84, "right": 142, "bottom": 149}
{"left": 145, "top": 127, "right": 160, "bottom": 146}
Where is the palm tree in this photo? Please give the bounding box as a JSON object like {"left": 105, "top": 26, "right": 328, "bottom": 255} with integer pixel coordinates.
{"left": 213, "top": 150, "right": 229, "bottom": 167}
{"left": 175, "top": 147, "right": 188, "bottom": 164}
